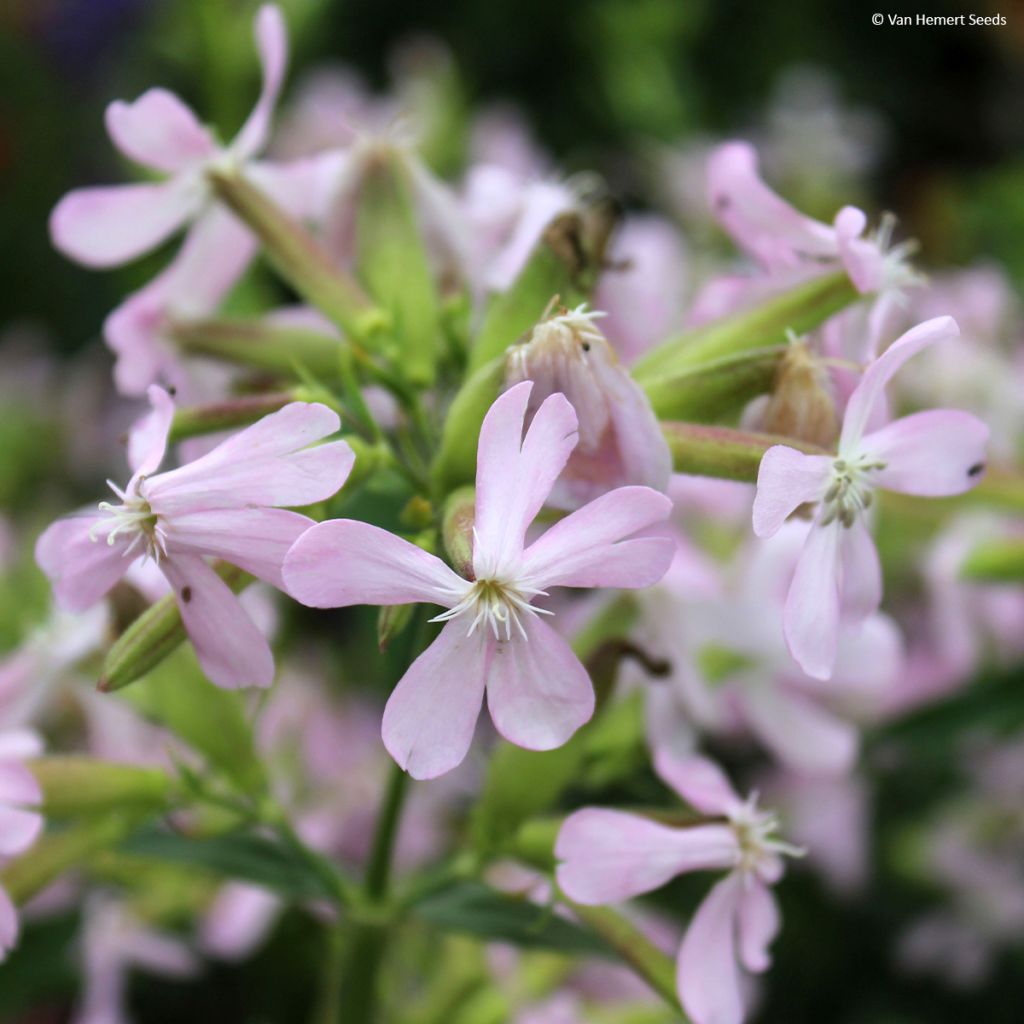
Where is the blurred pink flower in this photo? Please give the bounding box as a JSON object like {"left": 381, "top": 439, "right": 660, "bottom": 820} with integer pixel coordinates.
{"left": 0, "top": 729, "right": 44, "bottom": 962}
{"left": 505, "top": 306, "right": 672, "bottom": 508}
{"left": 50, "top": 5, "right": 293, "bottom": 269}
{"left": 707, "top": 140, "right": 917, "bottom": 296}
{"left": 556, "top": 751, "right": 800, "bottom": 1024}
{"left": 36, "top": 387, "right": 353, "bottom": 689}
{"left": 753, "top": 317, "right": 989, "bottom": 679}
{"left": 72, "top": 897, "right": 198, "bottom": 1024}
{"left": 595, "top": 215, "right": 690, "bottom": 364}
{"left": 284, "top": 381, "right": 674, "bottom": 778}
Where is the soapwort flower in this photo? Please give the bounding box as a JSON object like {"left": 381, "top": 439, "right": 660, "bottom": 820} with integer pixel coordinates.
{"left": 753, "top": 316, "right": 989, "bottom": 679}
{"left": 556, "top": 751, "right": 801, "bottom": 1024}
{"left": 283, "top": 381, "right": 674, "bottom": 778}
{"left": 49, "top": 5, "right": 293, "bottom": 269}
{"left": 36, "top": 387, "right": 353, "bottom": 689}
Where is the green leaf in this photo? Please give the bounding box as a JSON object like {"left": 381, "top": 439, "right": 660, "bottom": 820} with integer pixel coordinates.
{"left": 119, "top": 828, "right": 335, "bottom": 903}
{"left": 122, "top": 644, "right": 265, "bottom": 795}
{"left": 414, "top": 881, "right": 612, "bottom": 957}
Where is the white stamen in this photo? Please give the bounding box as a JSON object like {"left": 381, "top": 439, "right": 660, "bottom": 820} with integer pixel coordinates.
{"left": 728, "top": 791, "right": 804, "bottom": 876}
{"left": 431, "top": 576, "right": 552, "bottom": 643}
{"left": 820, "top": 453, "right": 886, "bottom": 529}
{"left": 91, "top": 480, "right": 167, "bottom": 563}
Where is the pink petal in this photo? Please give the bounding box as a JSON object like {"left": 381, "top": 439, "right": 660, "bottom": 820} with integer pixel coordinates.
{"left": 105, "top": 88, "right": 215, "bottom": 173}
{"left": 834, "top": 206, "right": 882, "bottom": 294}
{"left": 707, "top": 142, "right": 837, "bottom": 270}
{"left": 752, "top": 447, "right": 832, "bottom": 538}
{"left": 677, "top": 873, "right": 746, "bottom": 1024}
{"left": 555, "top": 809, "right": 738, "bottom": 904}
{"left": 231, "top": 4, "right": 288, "bottom": 160}
{"left": 0, "top": 803, "right": 44, "bottom": 856}
{"left": 168, "top": 206, "right": 259, "bottom": 312}
{"left": 283, "top": 519, "right": 463, "bottom": 608}
{"left": 49, "top": 178, "right": 202, "bottom": 269}
{"left": 862, "top": 410, "right": 989, "bottom": 497}
{"left": 474, "top": 383, "right": 579, "bottom": 575}
{"left": 104, "top": 273, "right": 181, "bottom": 397}
{"left": 839, "top": 518, "right": 882, "bottom": 623}
{"left": 160, "top": 555, "right": 274, "bottom": 689}
{"left": 521, "top": 487, "right": 674, "bottom": 589}
{"left": 0, "top": 730, "right": 44, "bottom": 762}
{"left": 839, "top": 317, "right": 960, "bottom": 451}
{"left": 201, "top": 883, "right": 281, "bottom": 960}
{"left": 128, "top": 385, "right": 176, "bottom": 477}
{"left": 382, "top": 621, "right": 490, "bottom": 779}
{"left": 741, "top": 685, "right": 858, "bottom": 777}
{"left": 146, "top": 404, "right": 352, "bottom": 513}
{"left": 783, "top": 519, "right": 843, "bottom": 680}
{"left": 167, "top": 508, "right": 315, "bottom": 590}
{"left": 0, "top": 886, "right": 18, "bottom": 961}
{"left": 0, "top": 760, "right": 41, "bottom": 809}
{"left": 737, "top": 877, "right": 780, "bottom": 973}
{"left": 35, "top": 515, "right": 133, "bottom": 612}
{"left": 485, "top": 615, "right": 594, "bottom": 751}
{"left": 653, "top": 751, "right": 743, "bottom": 817}
{"left": 831, "top": 613, "right": 903, "bottom": 693}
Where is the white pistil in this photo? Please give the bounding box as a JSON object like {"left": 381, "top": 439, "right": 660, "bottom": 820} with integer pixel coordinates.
{"left": 91, "top": 479, "right": 167, "bottom": 562}
{"left": 431, "top": 577, "right": 552, "bottom": 643}
{"left": 820, "top": 455, "right": 886, "bottom": 528}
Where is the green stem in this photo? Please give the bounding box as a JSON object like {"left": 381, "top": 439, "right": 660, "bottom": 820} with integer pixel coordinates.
{"left": 565, "top": 901, "right": 686, "bottom": 1016}
{"left": 365, "top": 764, "right": 411, "bottom": 900}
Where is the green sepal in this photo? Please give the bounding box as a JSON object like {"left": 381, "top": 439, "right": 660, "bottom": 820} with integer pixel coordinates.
{"left": 100, "top": 562, "right": 252, "bottom": 693}
{"left": 355, "top": 152, "right": 443, "bottom": 385}
{"left": 633, "top": 270, "right": 859, "bottom": 381}
{"left": 663, "top": 422, "right": 828, "bottom": 482}
{"left": 431, "top": 357, "right": 504, "bottom": 496}
{"left": 29, "top": 757, "right": 175, "bottom": 817}
{"left": 468, "top": 212, "right": 592, "bottom": 373}
{"left": 960, "top": 538, "right": 1024, "bottom": 582}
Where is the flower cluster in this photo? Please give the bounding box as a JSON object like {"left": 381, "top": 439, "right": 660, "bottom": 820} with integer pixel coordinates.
{"left": 0, "top": 5, "right": 1018, "bottom": 1023}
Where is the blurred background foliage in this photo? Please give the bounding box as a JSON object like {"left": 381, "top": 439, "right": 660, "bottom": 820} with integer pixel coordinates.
{"left": 0, "top": 1, "right": 1023, "bottom": 1022}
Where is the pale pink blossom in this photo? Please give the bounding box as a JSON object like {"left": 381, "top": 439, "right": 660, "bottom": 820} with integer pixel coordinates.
{"left": 707, "top": 140, "right": 917, "bottom": 296}
{"left": 72, "top": 897, "right": 198, "bottom": 1024}
{"left": 752, "top": 316, "right": 989, "bottom": 679}
{"left": 594, "top": 215, "right": 690, "bottom": 364}
{"left": 637, "top": 523, "right": 903, "bottom": 776}
{"left": 36, "top": 387, "right": 353, "bottom": 689}
{"left": 49, "top": 5, "right": 297, "bottom": 271}
{"left": 0, "top": 729, "right": 44, "bottom": 962}
{"left": 556, "top": 751, "right": 800, "bottom": 1024}
{"left": 284, "top": 381, "right": 674, "bottom": 778}
{"left": 505, "top": 306, "right": 672, "bottom": 509}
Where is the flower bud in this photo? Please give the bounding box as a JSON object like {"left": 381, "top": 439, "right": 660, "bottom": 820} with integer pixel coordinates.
{"left": 756, "top": 337, "right": 838, "bottom": 447}
{"left": 505, "top": 306, "right": 671, "bottom": 508}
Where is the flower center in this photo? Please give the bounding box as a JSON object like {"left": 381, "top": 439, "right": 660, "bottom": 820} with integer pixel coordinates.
{"left": 729, "top": 794, "right": 804, "bottom": 876}
{"left": 92, "top": 480, "right": 167, "bottom": 562}
{"left": 430, "top": 577, "right": 552, "bottom": 642}
{"left": 820, "top": 455, "right": 886, "bottom": 528}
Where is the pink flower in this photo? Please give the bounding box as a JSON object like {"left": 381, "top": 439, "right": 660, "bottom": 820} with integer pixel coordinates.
{"left": 0, "top": 729, "right": 44, "bottom": 962}
{"left": 283, "top": 381, "right": 674, "bottom": 778}
{"left": 505, "top": 306, "right": 672, "bottom": 509}
{"left": 72, "top": 896, "right": 198, "bottom": 1024}
{"left": 752, "top": 316, "right": 989, "bottom": 680}
{"left": 594, "top": 215, "right": 689, "bottom": 364}
{"left": 556, "top": 751, "right": 801, "bottom": 1024}
{"left": 49, "top": 5, "right": 289, "bottom": 269}
{"left": 36, "top": 387, "right": 353, "bottom": 689}
{"left": 707, "top": 140, "right": 917, "bottom": 295}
